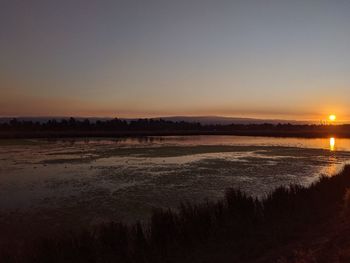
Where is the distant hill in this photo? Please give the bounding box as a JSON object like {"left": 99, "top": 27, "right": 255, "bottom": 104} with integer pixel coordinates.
{"left": 145, "top": 116, "right": 312, "bottom": 125}
{"left": 0, "top": 116, "right": 312, "bottom": 125}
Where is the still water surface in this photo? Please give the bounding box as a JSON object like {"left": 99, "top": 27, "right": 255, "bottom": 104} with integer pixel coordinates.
{"left": 0, "top": 136, "right": 350, "bottom": 231}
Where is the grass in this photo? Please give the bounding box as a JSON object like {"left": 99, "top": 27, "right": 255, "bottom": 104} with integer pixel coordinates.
{"left": 3, "top": 165, "right": 350, "bottom": 262}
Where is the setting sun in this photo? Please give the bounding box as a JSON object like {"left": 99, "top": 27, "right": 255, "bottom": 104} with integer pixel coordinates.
{"left": 329, "top": 115, "right": 337, "bottom": 122}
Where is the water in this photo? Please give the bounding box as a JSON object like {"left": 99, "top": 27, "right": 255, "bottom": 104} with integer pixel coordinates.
{"left": 0, "top": 136, "right": 350, "bottom": 239}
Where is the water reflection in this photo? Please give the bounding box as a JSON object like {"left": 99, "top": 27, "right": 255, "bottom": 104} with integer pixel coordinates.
{"left": 2, "top": 135, "right": 350, "bottom": 235}
{"left": 330, "top": 137, "right": 336, "bottom": 151}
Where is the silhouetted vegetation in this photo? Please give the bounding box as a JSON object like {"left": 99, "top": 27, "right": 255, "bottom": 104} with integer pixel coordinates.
{"left": 4, "top": 166, "right": 350, "bottom": 262}
{"left": 0, "top": 117, "right": 349, "bottom": 138}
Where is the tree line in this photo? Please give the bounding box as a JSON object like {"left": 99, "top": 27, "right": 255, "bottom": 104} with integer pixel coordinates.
{"left": 1, "top": 118, "right": 349, "bottom": 138}
{"left": 0, "top": 117, "right": 332, "bottom": 131}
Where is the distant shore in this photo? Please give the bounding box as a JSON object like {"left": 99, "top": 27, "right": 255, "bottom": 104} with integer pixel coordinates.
{"left": 0, "top": 130, "right": 349, "bottom": 139}
{"left": 1, "top": 118, "right": 349, "bottom": 139}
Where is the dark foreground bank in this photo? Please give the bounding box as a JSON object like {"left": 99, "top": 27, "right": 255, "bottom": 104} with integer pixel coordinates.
{"left": 3, "top": 166, "right": 350, "bottom": 262}
{"left": 1, "top": 118, "right": 350, "bottom": 138}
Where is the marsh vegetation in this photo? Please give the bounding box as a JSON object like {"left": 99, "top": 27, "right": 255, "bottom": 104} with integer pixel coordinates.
{"left": 3, "top": 166, "right": 350, "bottom": 262}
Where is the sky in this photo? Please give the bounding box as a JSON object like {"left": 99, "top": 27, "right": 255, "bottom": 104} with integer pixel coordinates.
{"left": 1, "top": 0, "right": 350, "bottom": 121}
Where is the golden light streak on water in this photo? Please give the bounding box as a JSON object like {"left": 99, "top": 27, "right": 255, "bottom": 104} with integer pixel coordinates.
{"left": 330, "top": 137, "right": 336, "bottom": 151}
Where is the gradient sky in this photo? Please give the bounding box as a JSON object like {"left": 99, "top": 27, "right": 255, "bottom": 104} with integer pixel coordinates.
{"left": 1, "top": 0, "right": 350, "bottom": 121}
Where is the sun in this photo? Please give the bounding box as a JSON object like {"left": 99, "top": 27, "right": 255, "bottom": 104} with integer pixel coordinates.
{"left": 329, "top": 115, "right": 336, "bottom": 122}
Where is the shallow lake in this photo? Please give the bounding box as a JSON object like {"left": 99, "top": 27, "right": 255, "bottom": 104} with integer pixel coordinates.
{"left": 1, "top": 135, "right": 350, "bottom": 239}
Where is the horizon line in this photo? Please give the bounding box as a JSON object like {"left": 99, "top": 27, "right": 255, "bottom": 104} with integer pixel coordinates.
{"left": 0, "top": 115, "right": 349, "bottom": 124}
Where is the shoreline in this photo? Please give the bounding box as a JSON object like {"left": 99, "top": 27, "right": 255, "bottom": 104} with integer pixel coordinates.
{"left": 0, "top": 130, "right": 349, "bottom": 139}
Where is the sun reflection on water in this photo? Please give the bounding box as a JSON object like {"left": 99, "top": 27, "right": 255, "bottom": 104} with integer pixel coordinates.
{"left": 330, "top": 137, "right": 336, "bottom": 151}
